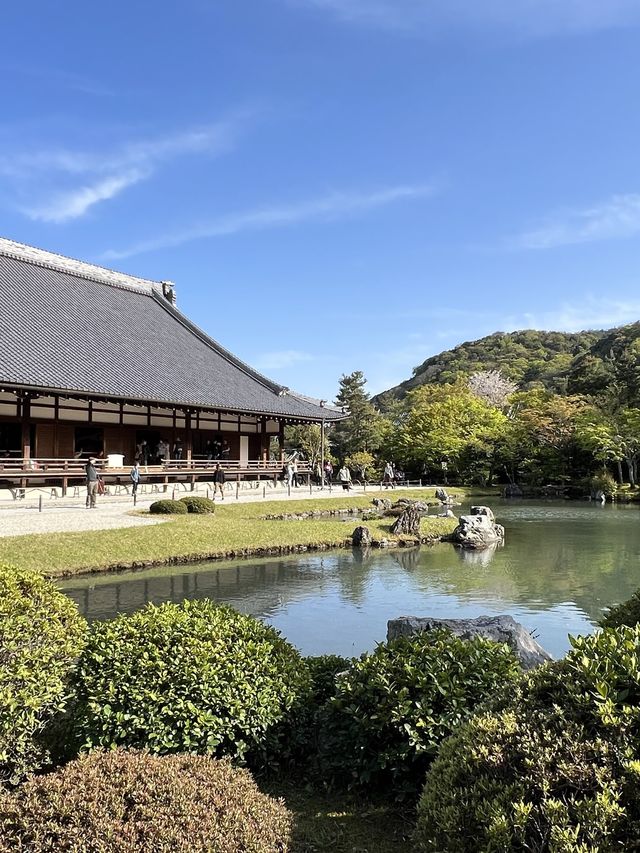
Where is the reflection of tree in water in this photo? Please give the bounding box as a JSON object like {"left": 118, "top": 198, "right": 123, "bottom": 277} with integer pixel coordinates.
{"left": 456, "top": 543, "right": 500, "bottom": 568}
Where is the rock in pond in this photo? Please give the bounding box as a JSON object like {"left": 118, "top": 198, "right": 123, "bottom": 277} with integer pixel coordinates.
{"left": 449, "top": 505, "right": 504, "bottom": 549}
{"left": 387, "top": 615, "right": 552, "bottom": 670}
{"left": 390, "top": 506, "right": 421, "bottom": 536}
{"left": 352, "top": 526, "right": 372, "bottom": 547}
{"left": 372, "top": 498, "right": 392, "bottom": 510}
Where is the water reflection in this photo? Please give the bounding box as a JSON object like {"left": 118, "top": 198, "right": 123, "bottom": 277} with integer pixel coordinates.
{"left": 58, "top": 501, "right": 640, "bottom": 660}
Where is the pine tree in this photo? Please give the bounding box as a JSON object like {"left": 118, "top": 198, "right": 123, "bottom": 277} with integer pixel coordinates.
{"left": 331, "top": 371, "right": 381, "bottom": 460}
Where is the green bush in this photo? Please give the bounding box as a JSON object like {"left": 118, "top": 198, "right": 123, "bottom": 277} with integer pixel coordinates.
{"left": 416, "top": 626, "right": 640, "bottom": 851}
{"left": 149, "top": 499, "right": 188, "bottom": 514}
{"left": 0, "top": 563, "right": 86, "bottom": 786}
{"left": 72, "top": 600, "right": 310, "bottom": 764}
{"left": 601, "top": 589, "right": 640, "bottom": 629}
{"left": 319, "top": 630, "right": 521, "bottom": 797}
{"left": 179, "top": 495, "right": 216, "bottom": 514}
{"left": 0, "top": 749, "right": 292, "bottom": 852}
{"left": 265, "top": 654, "right": 352, "bottom": 772}
{"left": 590, "top": 470, "right": 617, "bottom": 498}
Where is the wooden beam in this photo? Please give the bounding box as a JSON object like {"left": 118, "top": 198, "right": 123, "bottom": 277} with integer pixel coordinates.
{"left": 21, "top": 394, "right": 31, "bottom": 460}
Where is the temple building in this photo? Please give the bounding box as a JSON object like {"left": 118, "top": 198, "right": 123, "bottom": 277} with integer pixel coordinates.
{"left": 0, "top": 238, "right": 342, "bottom": 488}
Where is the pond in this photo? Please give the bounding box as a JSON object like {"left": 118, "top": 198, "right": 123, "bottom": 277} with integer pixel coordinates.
{"left": 58, "top": 501, "right": 640, "bottom": 659}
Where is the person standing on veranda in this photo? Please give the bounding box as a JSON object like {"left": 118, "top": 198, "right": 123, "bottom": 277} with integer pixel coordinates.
{"left": 85, "top": 457, "right": 99, "bottom": 508}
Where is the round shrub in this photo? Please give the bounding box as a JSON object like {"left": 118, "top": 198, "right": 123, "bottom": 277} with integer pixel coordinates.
{"left": 416, "top": 626, "right": 640, "bottom": 852}
{"left": 149, "top": 499, "right": 188, "bottom": 514}
{"left": 0, "top": 563, "right": 86, "bottom": 786}
{"left": 179, "top": 495, "right": 216, "bottom": 514}
{"left": 601, "top": 588, "right": 640, "bottom": 629}
{"left": 319, "top": 630, "right": 521, "bottom": 797}
{"left": 72, "top": 600, "right": 310, "bottom": 764}
{"left": 0, "top": 749, "right": 292, "bottom": 852}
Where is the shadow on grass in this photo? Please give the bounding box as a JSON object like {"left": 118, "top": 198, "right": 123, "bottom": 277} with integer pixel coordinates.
{"left": 265, "top": 779, "right": 414, "bottom": 853}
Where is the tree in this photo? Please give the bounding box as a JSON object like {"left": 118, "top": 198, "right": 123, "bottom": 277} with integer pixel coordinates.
{"left": 467, "top": 370, "right": 517, "bottom": 409}
{"left": 387, "top": 383, "right": 509, "bottom": 484}
{"left": 331, "top": 372, "right": 381, "bottom": 460}
{"left": 345, "top": 451, "right": 376, "bottom": 481}
{"left": 285, "top": 424, "right": 332, "bottom": 469}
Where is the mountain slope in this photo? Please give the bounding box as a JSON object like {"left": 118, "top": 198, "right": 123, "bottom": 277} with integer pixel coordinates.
{"left": 374, "top": 328, "right": 605, "bottom": 405}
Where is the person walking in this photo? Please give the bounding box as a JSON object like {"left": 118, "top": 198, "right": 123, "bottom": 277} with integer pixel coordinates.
{"left": 292, "top": 458, "right": 299, "bottom": 488}
{"left": 85, "top": 456, "right": 99, "bottom": 508}
{"left": 214, "top": 463, "right": 226, "bottom": 500}
{"left": 323, "top": 460, "right": 333, "bottom": 487}
{"left": 130, "top": 461, "right": 141, "bottom": 497}
{"left": 173, "top": 437, "right": 183, "bottom": 461}
{"left": 383, "top": 461, "right": 395, "bottom": 489}
{"left": 338, "top": 463, "right": 352, "bottom": 491}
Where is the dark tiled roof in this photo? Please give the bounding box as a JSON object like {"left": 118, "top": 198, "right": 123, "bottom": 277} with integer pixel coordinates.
{"left": 0, "top": 239, "right": 343, "bottom": 421}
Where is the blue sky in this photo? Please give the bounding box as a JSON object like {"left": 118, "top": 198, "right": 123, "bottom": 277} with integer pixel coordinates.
{"left": 2, "top": 1, "right": 640, "bottom": 400}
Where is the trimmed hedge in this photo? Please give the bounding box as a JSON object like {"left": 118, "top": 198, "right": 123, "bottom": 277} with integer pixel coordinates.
{"left": 179, "top": 495, "right": 216, "bottom": 514}
{"left": 416, "top": 626, "right": 640, "bottom": 851}
{"left": 72, "top": 600, "right": 310, "bottom": 763}
{"left": 149, "top": 499, "right": 188, "bottom": 514}
{"left": 601, "top": 589, "right": 640, "bottom": 629}
{"left": 319, "top": 630, "right": 521, "bottom": 797}
{"left": 0, "top": 563, "right": 86, "bottom": 786}
{"left": 0, "top": 749, "right": 292, "bottom": 852}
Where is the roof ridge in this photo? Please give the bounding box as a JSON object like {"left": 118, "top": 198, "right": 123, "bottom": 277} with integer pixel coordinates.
{"left": 148, "top": 289, "right": 285, "bottom": 395}
{"left": 0, "top": 237, "right": 161, "bottom": 294}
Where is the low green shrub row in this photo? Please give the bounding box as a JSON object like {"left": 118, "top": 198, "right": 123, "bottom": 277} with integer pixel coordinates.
{"left": 149, "top": 497, "right": 216, "bottom": 515}
{"left": 149, "top": 499, "right": 188, "bottom": 514}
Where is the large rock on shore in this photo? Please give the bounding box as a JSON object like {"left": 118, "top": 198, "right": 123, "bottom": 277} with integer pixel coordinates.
{"left": 449, "top": 505, "right": 504, "bottom": 549}
{"left": 387, "top": 615, "right": 552, "bottom": 670}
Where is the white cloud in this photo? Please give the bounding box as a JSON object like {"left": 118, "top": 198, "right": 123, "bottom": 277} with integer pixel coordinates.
{"left": 24, "top": 170, "right": 148, "bottom": 224}
{"left": 293, "top": 0, "right": 640, "bottom": 36}
{"left": 513, "top": 194, "right": 640, "bottom": 250}
{"left": 498, "top": 298, "right": 640, "bottom": 333}
{"left": 254, "top": 350, "right": 315, "bottom": 370}
{"left": 1, "top": 116, "right": 246, "bottom": 222}
{"left": 102, "top": 183, "right": 436, "bottom": 259}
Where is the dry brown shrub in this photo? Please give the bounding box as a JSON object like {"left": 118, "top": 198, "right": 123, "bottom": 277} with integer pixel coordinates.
{"left": 0, "top": 749, "right": 292, "bottom": 852}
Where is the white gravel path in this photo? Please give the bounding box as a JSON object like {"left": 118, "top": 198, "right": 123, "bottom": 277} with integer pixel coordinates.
{"left": 0, "top": 483, "right": 428, "bottom": 538}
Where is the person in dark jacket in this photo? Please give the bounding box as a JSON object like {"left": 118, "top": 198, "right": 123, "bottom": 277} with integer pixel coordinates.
{"left": 130, "top": 461, "right": 141, "bottom": 496}
{"left": 85, "top": 457, "right": 99, "bottom": 508}
{"left": 214, "top": 463, "right": 226, "bottom": 500}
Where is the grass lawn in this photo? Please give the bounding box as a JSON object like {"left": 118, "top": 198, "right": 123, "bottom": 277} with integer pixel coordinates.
{"left": 0, "top": 490, "right": 465, "bottom": 578}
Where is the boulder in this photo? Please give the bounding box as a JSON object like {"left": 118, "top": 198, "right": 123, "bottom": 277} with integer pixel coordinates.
{"left": 387, "top": 615, "right": 552, "bottom": 670}
{"left": 450, "top": 507, "right": 504, "bottom": 549}
{"left": 352, "top": 526, "right": 372, "bottom": 547}
{"left": 471, "top": 505, "right": 495, "bottom": 522}
{"left": 503, "top": 483, "right": 523, "bottom": 498}
{"left": 390, "top": 506, "right": 421, "bottom": 536}
{"left": 393, "top": 499, "right": 430, "bottom": 513}
{"left": 372, "top": 498, "right": 392, "bottom": 510}
{"left": 435, "top": 487, "right": 450, "bottom": 503}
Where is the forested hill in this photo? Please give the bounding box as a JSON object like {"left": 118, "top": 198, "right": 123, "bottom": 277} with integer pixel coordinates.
{"left": 374, "top": 328, "right": 608, "bottom": 405}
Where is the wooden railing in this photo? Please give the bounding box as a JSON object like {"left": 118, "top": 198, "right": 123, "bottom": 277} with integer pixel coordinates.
{"left": 0, "top": 457, "right": 310, "bottom": 474}
{"left": 0, "top": 457, "right": 313, "bottom": 498}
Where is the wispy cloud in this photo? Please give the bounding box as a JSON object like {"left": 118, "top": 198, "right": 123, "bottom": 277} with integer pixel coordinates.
{"left": 102, "top": 183, "right": 436, "bottom": 259}
{"left": 1, "top": 116, "right": 247, "bottom": 223}
{"left": 25, "top": 170, "right": 148, "bottom": 224}
{"left": 513, "top": 194, "right": 640, "bottom": 250}
{"left": 293, "top": 0, "right": 640, "bottom": 37}
{"left": 254, "top": 350, "right": 315, "bottom": 370}
{"left": 498, "top": 298, "right": 640, "bottom": 333}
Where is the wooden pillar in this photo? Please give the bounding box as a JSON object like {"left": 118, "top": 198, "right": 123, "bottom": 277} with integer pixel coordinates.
{"left": 261, "top": 417, "right": 268, "bottom": 464}
{"left": 21, "top": 394, "right": 31, "bottom": 460}
{"left": 278, "top": 421, "right": 285, "bottom": 462}
{"left": 185, "top": 411, "right": 192, "bottom": 462}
